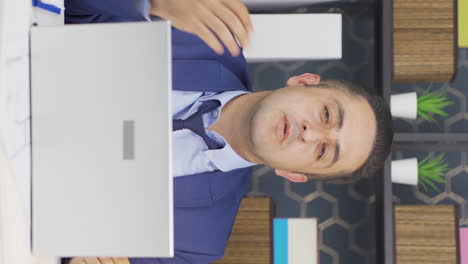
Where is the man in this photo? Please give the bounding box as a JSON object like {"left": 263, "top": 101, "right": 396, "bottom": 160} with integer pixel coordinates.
{"left": 64, "top": 0, "right": 393, "bottom": 263}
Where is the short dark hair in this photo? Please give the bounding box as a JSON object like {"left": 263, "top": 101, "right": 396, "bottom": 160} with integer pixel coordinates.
{"left": 301, "top": 80, "right": 393, "bottom": 184}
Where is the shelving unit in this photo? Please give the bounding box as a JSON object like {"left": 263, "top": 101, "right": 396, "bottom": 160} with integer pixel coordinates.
{"left": 375, "top": 0, "right": 460, "bottom": 263}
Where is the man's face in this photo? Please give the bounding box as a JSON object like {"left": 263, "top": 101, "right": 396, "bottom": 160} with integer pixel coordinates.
{"left": 248, "top": 84, "right": 376, "bottom": 178}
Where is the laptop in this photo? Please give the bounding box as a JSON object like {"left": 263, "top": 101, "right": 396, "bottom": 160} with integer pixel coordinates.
{"left": 30, "top": 21, "right": 173, "bottom": 257}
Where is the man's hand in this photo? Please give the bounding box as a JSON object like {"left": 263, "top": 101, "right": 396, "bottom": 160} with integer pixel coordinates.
{"left": 151, "top": 0, "right": 253, "bottom": 56}
{"left": 69, "top": 257, "right": 130, "bottom": 264}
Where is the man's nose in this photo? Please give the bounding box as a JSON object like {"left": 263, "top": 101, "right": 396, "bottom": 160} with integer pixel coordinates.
{"left": 301, "top": 121, "right": 329, "bottom": 143}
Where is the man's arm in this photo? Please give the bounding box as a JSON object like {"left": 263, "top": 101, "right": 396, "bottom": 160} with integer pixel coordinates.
{"left": 65, "top": 0, "right": 253, "bottom": 56}
{"left": 69, "top": 257, "right": 130, "bottom": 264}
{"left": 128, "top": 250, "right": 222, "bottom": 264}
{"left": 65, "top": 185, "right": 247, "bottom": 264}
{"left": 68, "top": 251, "right": 217, "bottom": 264}
{"left": 150, "top": 0, "right": 253, "bottom": 57}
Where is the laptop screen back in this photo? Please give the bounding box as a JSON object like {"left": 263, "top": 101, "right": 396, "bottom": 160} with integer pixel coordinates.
{"left": 31, "top": 21, "right": 173, "bottom": 257}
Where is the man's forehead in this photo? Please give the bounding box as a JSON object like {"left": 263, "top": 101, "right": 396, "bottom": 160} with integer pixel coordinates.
{"left": 335, "top": 94, "right": 376, "bottom": 173}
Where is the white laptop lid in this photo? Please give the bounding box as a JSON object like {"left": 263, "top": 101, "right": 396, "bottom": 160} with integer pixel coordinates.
{"left": 30, "top": 21, "right": 173, "bottom": 257}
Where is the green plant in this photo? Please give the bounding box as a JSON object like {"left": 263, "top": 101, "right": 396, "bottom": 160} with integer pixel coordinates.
{"left": 418, "top": 154, "right": 449, "bottom": 192}
{"left": 417, "top": 86, "right": 454, "bottom": 122}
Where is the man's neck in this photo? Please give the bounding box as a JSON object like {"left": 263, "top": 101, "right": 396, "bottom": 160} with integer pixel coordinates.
{"left": 207, "top": 91, "right": 270, "bottom": 164}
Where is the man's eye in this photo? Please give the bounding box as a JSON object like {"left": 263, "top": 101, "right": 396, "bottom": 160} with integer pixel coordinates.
{"left": 324, "top": 106, "right": 330, "bottom": 124}
{"left": 318, "top": 143, "right": 326, "bottom": 159}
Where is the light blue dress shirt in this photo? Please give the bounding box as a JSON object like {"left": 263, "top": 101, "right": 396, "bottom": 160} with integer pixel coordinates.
{"left": 172, "top": 90, "right": 256, "bottom": 177}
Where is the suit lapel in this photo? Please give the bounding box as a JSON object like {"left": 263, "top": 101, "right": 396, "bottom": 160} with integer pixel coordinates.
{"left": 173, "top": 60, "right": 248, "bottom": 93}
{"left": 174, "top": 168, "right": 251, "bottom": 207}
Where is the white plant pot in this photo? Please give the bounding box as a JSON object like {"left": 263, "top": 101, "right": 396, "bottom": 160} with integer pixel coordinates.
{"left": 391, "top": 158, "right": 418, "bottom": 185}
{"left": 390, "top": 92, "right": 417, "bottom": 119}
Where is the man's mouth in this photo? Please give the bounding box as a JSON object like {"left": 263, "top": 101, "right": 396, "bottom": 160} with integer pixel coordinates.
{"left": 278, "top": 115, "right": 290, "bottom": 144}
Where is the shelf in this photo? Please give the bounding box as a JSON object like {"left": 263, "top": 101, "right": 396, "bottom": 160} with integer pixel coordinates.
{"left": 375, "top": 0, "right": 395, "bottom": 263}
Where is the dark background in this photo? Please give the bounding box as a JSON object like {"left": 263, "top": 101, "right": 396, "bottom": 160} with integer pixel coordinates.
{"left": 246, "top": 2, "right": 468, "bottom": 264}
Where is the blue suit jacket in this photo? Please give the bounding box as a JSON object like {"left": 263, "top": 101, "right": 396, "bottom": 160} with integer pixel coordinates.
{"left": 65, "top": 1, "right": 253, "bottom": 263}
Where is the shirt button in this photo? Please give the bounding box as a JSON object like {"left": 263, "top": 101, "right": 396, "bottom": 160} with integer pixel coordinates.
{"left": 213, "top": 111, "right": 218, "bottom": 117}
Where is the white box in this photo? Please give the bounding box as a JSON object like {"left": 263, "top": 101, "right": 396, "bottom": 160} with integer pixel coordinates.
{"left": 243, "top": 14, "right": 342, "bottom": 62}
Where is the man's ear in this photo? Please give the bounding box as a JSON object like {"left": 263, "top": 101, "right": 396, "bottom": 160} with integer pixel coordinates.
{"left": 275, "top": 169, "right": 309, "bottom": 183}
{"left": 286, "top": 73, "right": 321, "bottom": 87}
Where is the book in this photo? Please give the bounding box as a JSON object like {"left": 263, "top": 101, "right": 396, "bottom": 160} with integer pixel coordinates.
{"left": 460, "top": 0, "right": 468, "bottom": 47}
{"left": 274, "top": 218, "right": 318, "bottom": 264}
{"left": 461, "top": 228, "right": 468, "bottom": 264}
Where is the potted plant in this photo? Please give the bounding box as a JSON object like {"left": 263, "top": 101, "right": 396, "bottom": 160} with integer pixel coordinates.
{"left": 391, "top": 92, "right": 418, "bottom": 119}
{"left": 392, "top": 153, "right": 449, "bottom": 192}
{"left": 391, "top": 87, "right": 453, "bottom": 121}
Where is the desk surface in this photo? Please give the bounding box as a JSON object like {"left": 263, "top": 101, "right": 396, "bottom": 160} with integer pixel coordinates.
{"left": 0, "top": 0, "right": 61, "bottom": 263}
{"left": 0, "top": 0, "right": 32, "bottom": 259}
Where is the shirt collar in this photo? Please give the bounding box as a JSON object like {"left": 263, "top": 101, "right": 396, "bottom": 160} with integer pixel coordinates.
{"left": 200, "top": 91, "right": 250, "bottom": 109}
{"left": 204, "top": 130, "right": 257, "bottom": 172}
{"left": 201, "top": 90, "right": 256, "bottom": 171}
